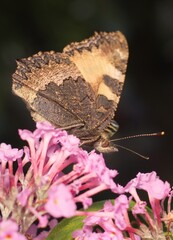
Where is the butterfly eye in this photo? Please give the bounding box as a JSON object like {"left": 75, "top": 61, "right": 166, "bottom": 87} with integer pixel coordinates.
{"left": 94, "top": 138, "right": 118, "bottom": 153}
{"left": 101, "top": 140, "right": 109, "bottom": 148}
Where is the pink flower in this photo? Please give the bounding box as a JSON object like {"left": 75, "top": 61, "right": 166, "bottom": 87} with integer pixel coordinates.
{"left": 135, "top": 172, "right": 170, "bottom": 200}
{"left": 0, "top": 143, "right": 23, "bottom": 162}
{"left": 113, "top": 195, "right": 130, "bottom": 230}
{"left": 17, "top": 188, "right": 32, "bottom": 206}
{"left": 124, "top": 172, "right": 171, "bottom": 207}
{"left": 0, "top": 220, "right": 26, "bottom": 240}
{"left": 45, "top": 183, "right": 76, "bottom": 218}
{"left": 132, "top": 201, "right": 147, "bottom": 215}
{"left": 74, "top": 171, "right": 173, "bottom": 240}
{"left": 60, "top": 134, "right": 80, "bottom": 153}
{"left": 73, "top": 197, "right": 134, "bottom": 240}
{"left": 87, "top": 151, "right": 118, "bottom": 190}
{"left": 119, "top": 172, "right": 173, "bottom": 238}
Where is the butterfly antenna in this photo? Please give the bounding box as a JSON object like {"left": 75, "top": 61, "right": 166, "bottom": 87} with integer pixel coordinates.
{"left": 110, "top": 131, "right": 164, "bottom": 160}
{"left": 110, "top": 131, "right": 165, "bottom": 142}
{"left": 114, "top": 143, "right": 149, "bottom": 160}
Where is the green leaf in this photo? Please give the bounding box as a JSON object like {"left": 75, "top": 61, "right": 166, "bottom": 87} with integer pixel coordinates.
{"left": 46, "top": 199, "right": 153, "bottom": 239}
{"left": 46, "top": 200, "right": 106, "bottom": 240}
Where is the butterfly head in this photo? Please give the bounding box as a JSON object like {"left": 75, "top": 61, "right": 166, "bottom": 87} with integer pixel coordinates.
{"left": 94, "top": 120, "right": 119, "bottom": 153}
{"left": 94, "top": 138, "right": 118, "bottom": 153}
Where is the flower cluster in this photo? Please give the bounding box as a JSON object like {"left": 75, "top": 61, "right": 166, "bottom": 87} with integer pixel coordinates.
{"left": 0, "top": 122, "right": 119, "bottom": 239}
{"left": 0, "top": 122, "right": 172, "bottom": 240}
{"left": 73, "top": 172, "right": 173, "bottom": 240}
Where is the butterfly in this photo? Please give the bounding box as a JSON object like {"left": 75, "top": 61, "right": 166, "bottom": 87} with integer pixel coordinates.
{"left": 12, "top": 31, "right": 129, "bottom": 153}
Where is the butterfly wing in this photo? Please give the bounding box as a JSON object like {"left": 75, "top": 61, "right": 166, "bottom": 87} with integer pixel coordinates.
{"left": 12, "top": 31, "right": 128, "bottom": 145}
{"left": 63, "top": 31, "right": 128, "bottom": 135}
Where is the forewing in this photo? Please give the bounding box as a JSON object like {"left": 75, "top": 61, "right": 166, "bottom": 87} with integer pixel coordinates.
{"left": 63, "top": 31, "right": 129, "bottom": 132}
{"left": 12, "top": 51, "right": 86, "bottom": 129}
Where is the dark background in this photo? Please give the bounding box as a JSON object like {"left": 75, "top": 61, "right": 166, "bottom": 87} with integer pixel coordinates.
{"left": 0, "top": 0, "right": 173, "bottom": 189}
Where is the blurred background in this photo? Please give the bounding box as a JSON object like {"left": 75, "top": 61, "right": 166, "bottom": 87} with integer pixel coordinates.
{"left": 0, "top": 0, "right": 173, "bottom": 190}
